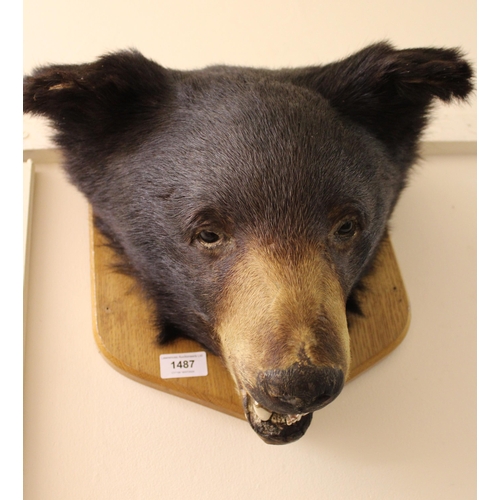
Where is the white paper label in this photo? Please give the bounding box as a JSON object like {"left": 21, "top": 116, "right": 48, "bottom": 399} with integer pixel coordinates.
{"left": 159, "top": 352, "right": 208, "bottom": 379}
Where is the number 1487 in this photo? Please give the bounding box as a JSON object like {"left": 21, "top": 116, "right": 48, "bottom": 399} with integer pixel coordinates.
{"left": 171, "top": 360, "right": 195, "bottom": 369}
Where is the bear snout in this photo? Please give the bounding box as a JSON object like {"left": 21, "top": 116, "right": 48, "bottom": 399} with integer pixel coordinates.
{"left": 254, "top": 363, "right": 345, "bottom": 415}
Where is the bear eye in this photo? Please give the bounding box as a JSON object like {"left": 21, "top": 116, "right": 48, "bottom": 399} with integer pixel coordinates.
{"left": 198, "top": 230, "right": 221, "bottom": 245}
{"left": 334, "top": 219, "right": 358, "bottom": 240}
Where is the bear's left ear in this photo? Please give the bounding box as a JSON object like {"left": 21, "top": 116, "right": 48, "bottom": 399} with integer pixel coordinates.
{"left": 284, "top": 42, "right": 474, "bottom": 168}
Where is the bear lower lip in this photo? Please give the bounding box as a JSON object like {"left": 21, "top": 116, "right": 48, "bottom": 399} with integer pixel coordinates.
{"left": 242, "top": 392, "right": 313, "bottom": 444}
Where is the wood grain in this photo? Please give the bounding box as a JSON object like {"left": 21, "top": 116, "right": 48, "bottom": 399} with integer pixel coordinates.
{"left": 89, "top": 214, "right": 410, "bottom": 420}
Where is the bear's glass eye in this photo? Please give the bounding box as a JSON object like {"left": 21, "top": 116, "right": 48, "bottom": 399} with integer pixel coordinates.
{"left": 335, "top": 220, "right": 357, "bottom": 239}
{"left": 198, "top": 230, "right": 221, "bottom": 245}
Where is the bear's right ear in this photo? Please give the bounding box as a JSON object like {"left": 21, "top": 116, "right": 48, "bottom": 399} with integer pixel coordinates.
{"left": 23, "top": 49, "right": 175, "bottom": 149}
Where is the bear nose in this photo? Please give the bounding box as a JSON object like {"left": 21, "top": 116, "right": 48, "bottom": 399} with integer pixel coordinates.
{"left": 256, "top": 363, "right": 344, "bottom": 415}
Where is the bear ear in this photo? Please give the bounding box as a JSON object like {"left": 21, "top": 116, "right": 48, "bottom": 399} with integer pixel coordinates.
{"left": 285, "top": 42, "right": 474, "bottom": 167}
{"left": 23, "top": 49, "right": 175, "bottom": 151}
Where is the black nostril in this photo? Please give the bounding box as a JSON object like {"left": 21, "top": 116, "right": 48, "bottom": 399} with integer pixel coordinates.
{"left": 256, "top": 363, "right": 344, "bottom": 414}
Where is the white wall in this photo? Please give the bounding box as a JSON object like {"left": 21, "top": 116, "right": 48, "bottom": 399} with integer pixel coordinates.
{"left": 23, "top": 2, "right": 476, "bottom": 499}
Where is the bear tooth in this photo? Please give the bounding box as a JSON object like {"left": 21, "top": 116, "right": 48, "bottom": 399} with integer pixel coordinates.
{"left": 253, "top": 402, "right": 272, "bottom": 421}
{"left": 285, "top": 414, "right": 303, "bottom": 426}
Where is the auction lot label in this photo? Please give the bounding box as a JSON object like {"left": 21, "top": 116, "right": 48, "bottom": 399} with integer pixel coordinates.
{"left": 160, "top": 352, "right": 208, "bottom": 379}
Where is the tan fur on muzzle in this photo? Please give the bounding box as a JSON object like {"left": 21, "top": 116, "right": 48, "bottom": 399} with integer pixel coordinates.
{"left": 215, "top": 241, "right": 351, "bottom": 392}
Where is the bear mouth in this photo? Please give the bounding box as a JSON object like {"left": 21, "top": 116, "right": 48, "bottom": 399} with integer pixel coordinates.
{"left": 242, "top": 392, "right": 313, "bottom": 444}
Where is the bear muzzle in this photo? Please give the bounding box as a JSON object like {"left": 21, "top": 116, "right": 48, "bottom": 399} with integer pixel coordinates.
{"left": 215, "top": 241, "right": 351, "bottom": 443}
